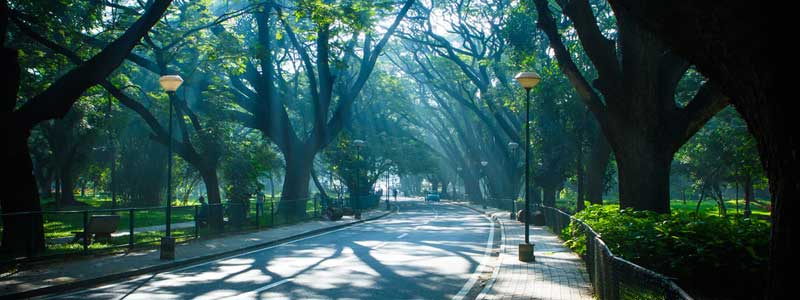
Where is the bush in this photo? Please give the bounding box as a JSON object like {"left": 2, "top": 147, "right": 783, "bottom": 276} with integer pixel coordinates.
{"left": 563, "top": 205, "right": 769, "bottom": 299}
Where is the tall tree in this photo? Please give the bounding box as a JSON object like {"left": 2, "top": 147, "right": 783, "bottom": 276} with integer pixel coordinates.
{"left": 1, "top": 0, "right": 172, "bottom": 254}
{"left": 223, "top": 0, "right": 414, "bottom": 218}
{"left": 603, "top": 1, "right": 784, "bottom": 296}
{"left": 531, "top": 0, "right": 728, "bottom": 212}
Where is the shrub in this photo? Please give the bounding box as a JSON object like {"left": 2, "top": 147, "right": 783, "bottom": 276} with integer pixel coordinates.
{"left": 563, "top": 205, "right": 769, "bottom": 299}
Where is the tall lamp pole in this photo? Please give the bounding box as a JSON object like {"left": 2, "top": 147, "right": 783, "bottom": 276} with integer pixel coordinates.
{"left": 385, "top": 159, "right": 392, "bottom": 210}
{"left": 514, "top": 71, "right": 541, "bottom": 262}
{"left": 508, "top": 141, "right": 519, "bottom": 220}
{"left": 353, "top": 139, "right": 365, "bottom": 219}
{"left": 159, "top": 75, "right": 183, "bottom": 260}
{"left": 456, "top": 167, "right": 463, "bottom": 201}
{"left": 480, "top": 161, "right": 488, "bottom": 209}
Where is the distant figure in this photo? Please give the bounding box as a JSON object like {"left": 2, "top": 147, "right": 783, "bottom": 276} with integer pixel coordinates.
{"left": 197, "top": 196, "right": 208, "bottom": 226}
{"left": 393, "top": 189, "right": 398, "bottom": 201}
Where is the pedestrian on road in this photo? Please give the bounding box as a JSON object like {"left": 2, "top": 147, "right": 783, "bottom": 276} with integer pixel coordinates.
{"left": 393, "top": 188, "right": 398, "bottom": 201}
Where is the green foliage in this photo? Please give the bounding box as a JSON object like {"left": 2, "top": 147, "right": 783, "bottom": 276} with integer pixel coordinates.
{"left": 564, "top": 205, "right": 769, "bottom": 298}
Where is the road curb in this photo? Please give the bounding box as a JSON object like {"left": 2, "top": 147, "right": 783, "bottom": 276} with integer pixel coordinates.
{"left": 0, "top": 210, "right": 393, "bottom": 300}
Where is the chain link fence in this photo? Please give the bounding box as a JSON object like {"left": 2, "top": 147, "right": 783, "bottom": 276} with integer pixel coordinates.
{"left": 542, "top": 205, "right": 694, "bottom": 300}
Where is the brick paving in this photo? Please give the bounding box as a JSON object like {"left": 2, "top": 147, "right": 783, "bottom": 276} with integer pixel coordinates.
{"left": 453, "top": 202, "right": 593, "bottom": 300}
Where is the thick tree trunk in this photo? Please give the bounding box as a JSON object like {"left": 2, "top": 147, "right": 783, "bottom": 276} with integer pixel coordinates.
{"left": 199, "top": 166, "right": 223, "bottom": 229}
{"left": 280, "top": 152, "right": 313, "bottom": 220}
{"left": 542, "top": 184, "right": 557, "bottom": 207}
{"left": 615, "top": 140, "right": 673, "bottom": 213}
{"left": 586, "top": 133, "right": 611, "bottom": 205}
{"left": 0, "top": 133, "right": 46, "bottom": 255}
{"left": 463, "top": 175, "right": 482, "bottom": 203}
{"left": 743, "top": 176, "right": 753, "bottom": 218}
{"left": 576, "top": 141, "right": 585, "bottom": 212}
{"left": 58, "top": 165, "right": 78, "bottom": 205}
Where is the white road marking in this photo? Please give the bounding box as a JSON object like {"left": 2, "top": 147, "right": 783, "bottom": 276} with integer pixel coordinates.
{"left": 452, "top": 205, "right": 495, "bottom": 300}
{"left": 219, "top": 278, "right": 293, "bottom": 299}
{"left": 397, "top": 233, "right": 408, "bottom": 239}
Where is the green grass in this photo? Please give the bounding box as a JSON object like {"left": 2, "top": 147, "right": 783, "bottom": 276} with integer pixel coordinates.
{"left": 1, "top": 194, "right": 330, "bottom": 261}
{"left": 547, "top": 196, "right": 771, "bottom": 219}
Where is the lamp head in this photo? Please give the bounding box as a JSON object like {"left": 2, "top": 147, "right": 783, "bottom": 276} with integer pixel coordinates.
{"left": 514, "top": 72, "right": 541, "bottom": 90}
{"left": 481, "top": 161, "right": 488, "bottom": 167}
{"left": 159, "top": 75, "right": 184, "bottom": 92}
{"left": 353, "top": 139, "right": 366, "bottom": 149}
{"left": 508, "top": 142, "right": 519, "bottom": 150}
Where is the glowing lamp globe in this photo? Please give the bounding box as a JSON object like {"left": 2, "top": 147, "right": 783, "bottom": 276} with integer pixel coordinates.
{"left": 159, "top": 75, "right": 184, "bottom": 92}
{"left": 514, "top": 72, "right": 541, "bottom": 90}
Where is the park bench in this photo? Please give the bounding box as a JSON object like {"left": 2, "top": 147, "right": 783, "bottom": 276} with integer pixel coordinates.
{"left": 71, "top": 215, "right": 120, "bottom": 245}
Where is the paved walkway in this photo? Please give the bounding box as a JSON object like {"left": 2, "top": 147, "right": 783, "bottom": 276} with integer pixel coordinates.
{"left": 0, "top": 210, "right": 389, "bottom": 298}
{"left": 454, "top": 202, "right": 593, "bottom": 300}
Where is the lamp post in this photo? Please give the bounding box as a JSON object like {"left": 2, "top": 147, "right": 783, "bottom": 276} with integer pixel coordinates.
{"left": 514, "top": 71, "right": 541, "bottom": 262}
{"left": 456, "top": 167, "right": 463, "bottom": 201}
{"left": 385, "top": 159, "right": 392, "bottom": 210}
{"left": 508, "top": 141, "right": 519, "bottom": 220}
{"left": 353, "top": 139, "right": 365, "bottom": 219}
{"left": 159, "top": 75, "right": 183, "bottom": 260}
{"left": 480, "top": 161, "right": 488, "bottom": 209}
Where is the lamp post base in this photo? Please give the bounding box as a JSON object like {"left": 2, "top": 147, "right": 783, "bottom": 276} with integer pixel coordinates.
{"left": 518, "top": 243, "right": 535, "bottom": 262}
{"left": 160, "top": 236, "right": 176, "bottom": 260}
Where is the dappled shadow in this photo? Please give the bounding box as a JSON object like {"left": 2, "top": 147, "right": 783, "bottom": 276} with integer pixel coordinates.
{"left": 54, "top": 201, "right": 493, "bottom": 300}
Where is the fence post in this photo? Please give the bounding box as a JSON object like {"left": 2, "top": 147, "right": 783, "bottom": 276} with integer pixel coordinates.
{"left": 194, "top": 205, "right": 199, "bottom": 239}
{"left": 82, "top": 210, "right": 89, "bottom": 253}
{"left": 270, "top": 200, "right": 275, "bottom": 226}
{"left": 256, "top": 202, "right": 261, "bottom": 229}
{"left": 314, "top": 197, "right": 318, "bottom": 217}
{"left": 129, "top": 208, "right": 134, "bottom": 248}
{"left": 28, "top": 212, "right": 35, "bottom": 258}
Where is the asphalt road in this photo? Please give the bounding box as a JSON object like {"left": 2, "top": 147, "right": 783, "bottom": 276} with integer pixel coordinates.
{"left": 47, "top": 198, "right": 494, "bottom": 300}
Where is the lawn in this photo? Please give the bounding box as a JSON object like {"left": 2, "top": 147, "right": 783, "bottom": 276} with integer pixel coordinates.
{"left": 1, "top": 194, "right": 328, "bottom": 260}
{"left": 546, "top": 196, "right": 771, "bottom": 219}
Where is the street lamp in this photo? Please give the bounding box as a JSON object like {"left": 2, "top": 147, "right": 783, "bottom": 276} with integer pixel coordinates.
{"left": 456, "top": 167, "right": 463, "bottom": 201}
{"left": 514, "top": 71, "right": 541, "bottom": 262}
{"left": 480, "top": 161, "right": 488, "bottom": 209}
{"left": 353, "top": 139, "right": 366, "bottom": 219}
{"left": 508, "top": 141, "right": 519, "bottom": 220}
{"left": 385, "top": 159, "right": 392, "bottom": 210}
{"left": 159, "top": 75, "right": 183, "bottom": 260}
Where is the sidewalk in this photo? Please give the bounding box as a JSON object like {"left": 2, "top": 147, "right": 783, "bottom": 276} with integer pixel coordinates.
{"left": 0, "top": 209, "right": 391, "bottom": 299}
{"left": 454, "top": 202, "right": 593, "bottom": 300}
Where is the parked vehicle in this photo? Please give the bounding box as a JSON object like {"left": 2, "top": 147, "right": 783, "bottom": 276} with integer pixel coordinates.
{"left": 425, "top": 192, "right": 440, "bottom": 202}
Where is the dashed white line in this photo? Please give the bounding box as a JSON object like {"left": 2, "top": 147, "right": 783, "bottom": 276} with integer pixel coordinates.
{"left": 220, "top": 278, "right": 293, "bottom": 299}
{"left": 397, "top": 233, "right": 408, "bottom": 239}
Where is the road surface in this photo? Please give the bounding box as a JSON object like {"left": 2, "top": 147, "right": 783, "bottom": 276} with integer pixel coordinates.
{"left": 47, "top": 198, "right": 494, "bottom": 300}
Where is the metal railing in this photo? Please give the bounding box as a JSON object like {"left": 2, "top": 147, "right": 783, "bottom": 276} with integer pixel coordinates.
{"left": 542, "top": 205, "right": 694, "bottom": 300}
{"left": 0, "top": 196, "right": 329, "bottom": 262}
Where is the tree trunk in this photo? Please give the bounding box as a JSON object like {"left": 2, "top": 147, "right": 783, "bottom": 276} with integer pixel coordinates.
{"left": 614, "top": 138, "right": 673, "bottom": 213}
{"left": 58, "top": 165, "right": 78, "bottom": 205}
{"left": 310, "top": 167, "right": 329, "bottom": 200}
{"left": 463, "top": 175, "right": 482, "bottom": 203}
{"left": 0, "top": 132, "right": 46, "bottom": 255}
{"left": 743, "top": 176, "right": 753, "bottom": 218}
{"left": 542, "top": 184, "right": 557, "bottom": 207}
{"left": 199, "top": 166, "right": 223, "bottom": 229}
{"left": 586, "top": 134, "right": 611, "bottom": 205}
{"left": 576, "top": 141, "right": 585, "bottom": 212}
{"left": 280, "top": 152, "right": 313, "bottom": 220}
